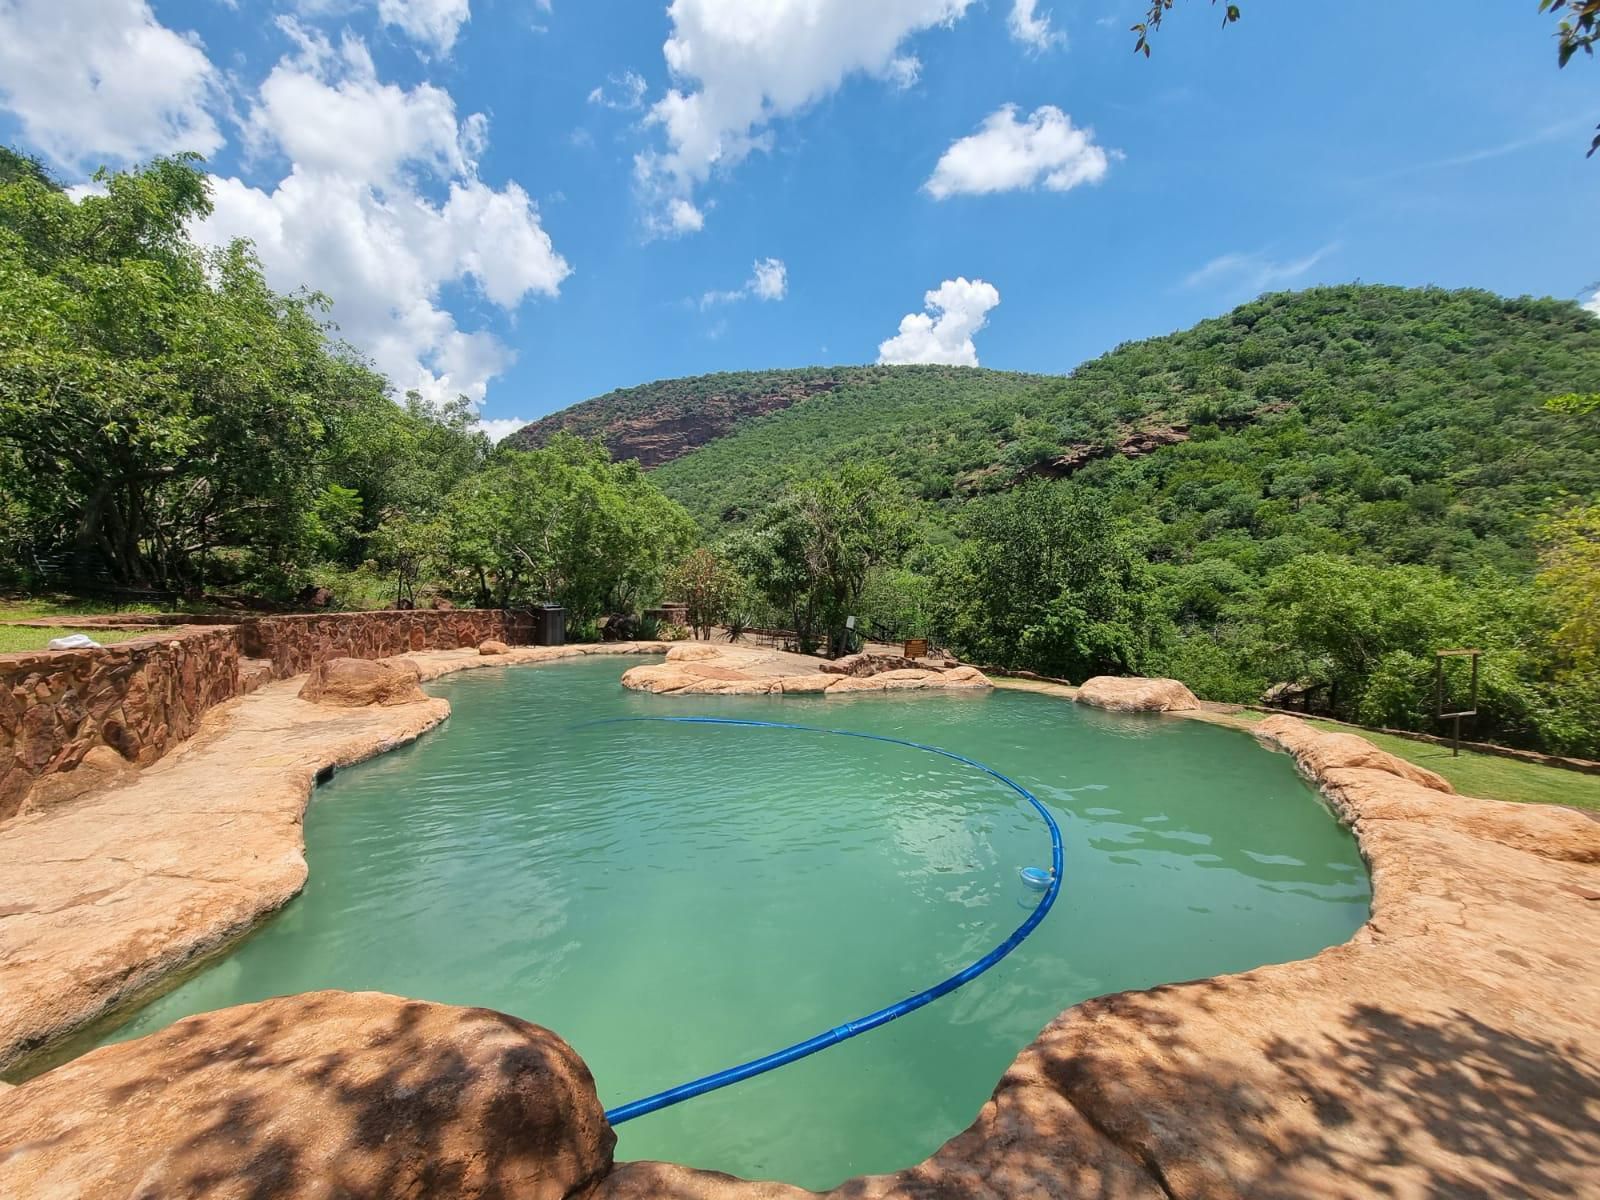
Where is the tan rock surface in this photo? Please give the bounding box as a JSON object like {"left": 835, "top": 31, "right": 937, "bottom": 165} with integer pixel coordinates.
{"left": 0, "top": 991, "right": 615, "bottom": 1200}
{"left": 0, "top": 681, "right": 449, "bottom": 1073}
{"left": 479, "top": 639, "right": 511, "bottom": 655}
{"left": 16, "top": 745, "right": 138, "bottom": 815}
{"left": 0, "top": 644, "right": 668, "bottom": 1073}
{"left": 1256, "top": 713, "right": 1455, "bottom": 793}
{"left": 1076, "top": 675, "right": 1201, "bottom": 713}
{"left": 297, "top": 656, "right": 428, "bottom": 707}
{"left": 624, "top": 644, "right": 993, "bottom": 699}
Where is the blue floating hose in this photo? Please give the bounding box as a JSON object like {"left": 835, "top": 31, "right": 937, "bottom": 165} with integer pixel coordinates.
{"left": 573, "top": 716, "right": 1065, "bottom": 1127}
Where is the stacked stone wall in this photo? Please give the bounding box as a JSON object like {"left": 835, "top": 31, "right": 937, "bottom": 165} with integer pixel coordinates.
{"left": 0, "top": 627, "right": 244, "bottom": 822}
{"left": 1, "top": 609, "right": 534, "bottom": 824}
{"left": 240, "top": 609, "right": 533, "bottom": 679}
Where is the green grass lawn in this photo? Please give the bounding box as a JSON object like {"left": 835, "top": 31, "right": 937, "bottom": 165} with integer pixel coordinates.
{"left": 1222, "top": 709, "right": 1596, "bottom": 811}
{"left": 0, "top": 625, "right": 173, "bottom": 654}
{"left": 1302, "top": 719, "right": 1597, "bottom": 812}
{"left": 0, "top": 595, "right": 169, "bottom": 623}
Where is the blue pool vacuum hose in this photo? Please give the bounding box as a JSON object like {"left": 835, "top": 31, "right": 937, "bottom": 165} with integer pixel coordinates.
{"left": 578, "top": 716, "right": 1065, "bottom": 1127}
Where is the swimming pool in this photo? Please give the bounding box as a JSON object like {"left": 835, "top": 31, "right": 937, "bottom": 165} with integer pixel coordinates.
{"left": 90, "top": 657, "right": 1370, "bottom": 1188}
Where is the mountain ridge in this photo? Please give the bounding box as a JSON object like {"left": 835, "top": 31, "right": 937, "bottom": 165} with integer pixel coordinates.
{"left": 504, "top": 365, "right": 1053, "bottom": 468}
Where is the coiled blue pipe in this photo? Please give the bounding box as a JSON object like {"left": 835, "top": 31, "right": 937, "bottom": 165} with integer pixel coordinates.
{"left": 578, "top": 716, "right": 1065, "bottom": 1127}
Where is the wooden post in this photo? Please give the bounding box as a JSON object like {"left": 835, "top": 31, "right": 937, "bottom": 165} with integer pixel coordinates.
{"left": 1434, "top": 649, "right": 1482, "bottom": 758}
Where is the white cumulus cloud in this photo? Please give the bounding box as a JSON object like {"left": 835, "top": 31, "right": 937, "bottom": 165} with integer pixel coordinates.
{"left": 377, "top": 0, "right": 471, "bottom": 55}
{"left": 199, "top": 23, "right": 569, "bottom": 408}
{"left": 1008, "top": 0, "right": 1064, "bottom": 52}
{"left": 636, "top": 0, "right": 975, "bottom": 235}
{"left": 700, "top": 256, "right": 788, "bottom": 307}
{"left": 750, "top": 256, "right": 787, "bottom": 301}
{"left": 475, "top": 416, "right": 530, "bottom": 443}
{"left": 0, "top": 0, "right": 224, "bottom": 168}
{"left": 877, "top": 277, "right": 999, "bottom": 367}
{"left": 1584, "top": 287, "right": 1600, "bottom": 317}
{"left": 926, "top": 104, "right": 1114, "bottom": 199}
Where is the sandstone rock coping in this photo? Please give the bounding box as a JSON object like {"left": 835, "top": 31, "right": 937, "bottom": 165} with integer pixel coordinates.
{"left": 621, "top": 642, "right": 993, "bottom": 697}
{"left": 0, "top": 643, "right": 668, "bottom": 1075}
{"left": 0, "top": 990, "right": 616, "bottom": 1200}
{"left": 4, "top": 661, "right": 1599, "bottom": 1198}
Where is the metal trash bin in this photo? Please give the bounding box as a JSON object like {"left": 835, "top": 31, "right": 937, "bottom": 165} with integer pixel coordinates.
{"left": 533, "top": 603, "right": 566, "bottom": 646}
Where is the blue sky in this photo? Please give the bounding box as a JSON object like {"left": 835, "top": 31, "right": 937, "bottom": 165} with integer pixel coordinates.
{"left": 1, "top": 1, "right": 1596, "bottom": 437}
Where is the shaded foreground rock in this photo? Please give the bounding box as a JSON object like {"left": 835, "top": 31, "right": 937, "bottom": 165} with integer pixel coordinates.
{"left": 1076, "top": 675, "right": 1200, "bottom": 713}
{"left": 622, "top": 643, "right": 992, "bottom": 698}
{"left": 0, "top": 991, "right": 615, "bottom": 1199}
{"left": 297, "top": 656, "right": 428, "bottom": 707}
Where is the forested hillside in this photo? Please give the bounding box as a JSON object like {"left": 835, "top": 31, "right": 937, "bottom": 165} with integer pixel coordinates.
{"left": 507, "top": 366, "right": 1048, "bottom": 469}
{"left": 651, "top": 287, "right": 1599, "bottom": 561}
{"left": 630, "top": 287, "right": 1600, "bottom": 755}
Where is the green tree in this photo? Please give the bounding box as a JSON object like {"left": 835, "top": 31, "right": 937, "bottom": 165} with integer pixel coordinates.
{"left": 935, "top": 482, "right": 1153, "bottom": 679}
{"left": 667, "top": 547, "right": 740, "bottom": 640}
{"left": 430, "top": 434, "right": 696, "bottom": 620}
{"left": 0, "top": 154, "right": 389, "bottom": 590}
{"left": 726, "top": 465, "right": 910, "bottom": 654}
{"left": 1536, "top": 502, "right": 1600, "bottom": 670}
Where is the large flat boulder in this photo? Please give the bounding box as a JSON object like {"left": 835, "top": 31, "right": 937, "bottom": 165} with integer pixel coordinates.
{"left": 1076, "top": 676, "right": 1201, "bottom": 713}
{"left": 0, "top": 991, "right": 615, "bottom": 1200}
{"left": 297, "top": 657, "right": 428, "bottom": 707}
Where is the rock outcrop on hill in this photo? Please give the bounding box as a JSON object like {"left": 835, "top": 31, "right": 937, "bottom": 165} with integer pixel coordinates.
{"left": 506, "top": 373, "right": 849, "bottom": 467}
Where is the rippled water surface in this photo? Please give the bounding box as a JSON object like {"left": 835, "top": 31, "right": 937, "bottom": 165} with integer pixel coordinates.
{"left": 95, "top": 657, "right": 1369, "bottom": 1187}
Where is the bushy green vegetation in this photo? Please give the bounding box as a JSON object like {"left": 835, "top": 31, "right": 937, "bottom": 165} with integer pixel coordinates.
{"left": 388, "top": 434, "right": 695, "bottom": 622}
{"left": 648, "top": 288, "right": 1600, "bottom": 757}
{"left": 0, "top": 156, "right": 694, "bottom": 618}
{"left": 5, "top": 155, "right": 1596, "bottom": 759}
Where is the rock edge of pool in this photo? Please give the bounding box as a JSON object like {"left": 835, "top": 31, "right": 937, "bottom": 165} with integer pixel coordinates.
{"left": 3, "top": 645, "right": 1598, "bottom": 1199}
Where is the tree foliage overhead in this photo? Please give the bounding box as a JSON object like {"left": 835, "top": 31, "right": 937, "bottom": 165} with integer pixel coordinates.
{"left": 0, "top": 154, "right": 392, "bottom": 589}
{"left": 1134, "top": 1, "right": 1600, "bottom": 155}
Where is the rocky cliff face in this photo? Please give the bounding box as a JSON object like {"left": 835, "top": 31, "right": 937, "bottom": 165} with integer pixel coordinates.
{"left": 506, "top": 373, "right": 847, "bottom": 467}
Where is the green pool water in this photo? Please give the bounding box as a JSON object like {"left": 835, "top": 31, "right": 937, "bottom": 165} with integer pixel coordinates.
{"left": 90, "top": 657, "right": 1370, "bottom": 1188}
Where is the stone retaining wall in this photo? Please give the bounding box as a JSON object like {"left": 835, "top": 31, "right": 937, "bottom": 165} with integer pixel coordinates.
{"left": 239, "top": 609, "right": 533, "bottom": 679}
{"left": 0, "top": 627, "right": 244, "bottom": 823}
{"left": 1, "top": 609, "right": 536, "bottom": 824}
